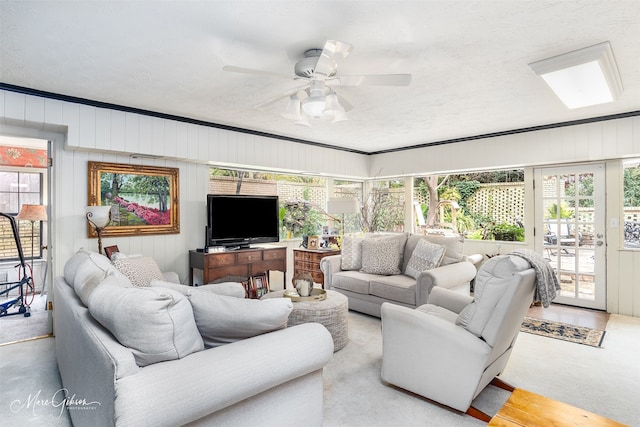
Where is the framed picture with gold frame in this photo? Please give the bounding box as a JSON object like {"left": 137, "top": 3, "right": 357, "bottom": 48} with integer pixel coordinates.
{"left": 307, "top": 235, "right": 320, "bottom": 250}
{"left": 87, "top": 161, "right": 179, "bottom": 237}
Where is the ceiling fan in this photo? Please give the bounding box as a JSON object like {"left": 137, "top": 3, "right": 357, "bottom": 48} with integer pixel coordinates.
{"left": 223, "top": 40, "right": 412, "bottom": 125}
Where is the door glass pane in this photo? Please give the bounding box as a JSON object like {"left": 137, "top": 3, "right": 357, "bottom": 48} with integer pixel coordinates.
{"left": 577, "top": 173, "right": 594, "bottom": 197}
{"left": 623, "top": 159, "right": 640, "bottom": 249}
{"left": 542, "top": 175, "right": 557, "bottom": 198}
{"left": 561, "top": 174, "right": 575, "bottom": 196}
{"left": 537, "top": 164, "right": 605, "bottom": 309}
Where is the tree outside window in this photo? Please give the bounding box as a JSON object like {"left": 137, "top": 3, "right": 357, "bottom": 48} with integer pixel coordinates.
{"left": 414, "top": 170, "right": 525, "bottom": 241}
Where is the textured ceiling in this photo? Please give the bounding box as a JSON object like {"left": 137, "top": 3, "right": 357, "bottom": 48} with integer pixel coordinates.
{"left": 1, "top": 1, "right": 639, "bottom": 154}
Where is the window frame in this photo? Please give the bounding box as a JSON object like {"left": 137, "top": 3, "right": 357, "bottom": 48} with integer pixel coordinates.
{"left": 0, "top": 167, "right": 46, "bottom": 262}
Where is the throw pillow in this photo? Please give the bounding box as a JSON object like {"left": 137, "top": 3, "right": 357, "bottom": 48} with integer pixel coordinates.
{"left": 110, "top": 252, "right": 143, "bottom": 261}
{"left": 150, "top": 280, "right": 246, "bottom": 299}
{"left": 64, "top": 249, "right": 121, "bottom": 306}
{"left": 88, "top": 284, "right": 204, "bottom": 367}
{"left": 424, "top": 233, "right": 465, "bottom": 265}
{"left": 404, "top": 239, "right": 446, "bottom": 279}
{"left": 360, "top": 234, "right": 406, "bottom": 275}
{"left": 341, "top": 234, "right": 364, "bottom": 270}
{"left": 151, "top": 282, "right": 293, "bottom": 348}
{"left": 113, "top": 256, "right": 164, "bottom": 287}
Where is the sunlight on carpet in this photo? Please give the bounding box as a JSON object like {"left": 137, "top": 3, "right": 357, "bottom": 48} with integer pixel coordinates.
{"left": 520, "top": 316, "right": 606, "bottom": 348}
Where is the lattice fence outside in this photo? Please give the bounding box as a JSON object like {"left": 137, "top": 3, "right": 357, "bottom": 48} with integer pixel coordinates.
{"left": 414, "top": 182, "right": 526, "bottom": 226}
{"left": 467, "top": 183, "right": 525, "bottom": 225}
{"left": 209, "top": 176, "right": 327, "bottom": 207}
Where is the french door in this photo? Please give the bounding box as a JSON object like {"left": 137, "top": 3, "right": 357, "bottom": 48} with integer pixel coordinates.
{"left": 534, "top": 164, "right": 606, "bottom": 310}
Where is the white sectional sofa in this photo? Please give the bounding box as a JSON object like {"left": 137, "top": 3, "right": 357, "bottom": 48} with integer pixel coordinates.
{"left": 54, "top": 249, "right": 334, "bottom": 426}
{"left": 321, "top": 233, "right": 481, "bottom": 318}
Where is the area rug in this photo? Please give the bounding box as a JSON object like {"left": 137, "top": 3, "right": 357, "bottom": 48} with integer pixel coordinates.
{"left": 520, "top": 316, "right": 606, "bottom": 348}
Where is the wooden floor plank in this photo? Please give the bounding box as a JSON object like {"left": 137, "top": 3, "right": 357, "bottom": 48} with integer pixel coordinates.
{"left": 489, "top": 388, "right": 627, "bottom": 427}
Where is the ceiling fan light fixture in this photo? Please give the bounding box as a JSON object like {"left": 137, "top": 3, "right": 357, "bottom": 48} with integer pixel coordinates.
{"left": 301, "top": 96, "right": 326, "bottom": 117}
{"left": 324, "top": 91, "right": 349, "bottom": 122}
{"left": 294, "top": 115, "right": 311, "bottom": 127}
{"left": 323, "top": 91, "right": 342, "bottom": 113}
{"left": 332, "top": 111, "right": 349, "bottom": 123}
{"left": 282, "top": 95, "right": 302, "bottom": 120}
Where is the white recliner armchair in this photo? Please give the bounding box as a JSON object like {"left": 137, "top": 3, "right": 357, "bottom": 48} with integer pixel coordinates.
{"left": 381, "top": 254, "right": 536, "bottom": 420}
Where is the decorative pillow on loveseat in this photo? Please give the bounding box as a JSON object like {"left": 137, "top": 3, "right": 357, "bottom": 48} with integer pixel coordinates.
{"left": 360, "top": 234, "right": 407, "bottom": 275}
{"left": 113, "top": 256, "right": 164, "bottom": 287}
{"left": 151, "top": 281, "right": 293, "bottom": 348}
{"left": 423, "top": 233, "right": 464, "bottom": 265}
{"left": 88, "top": 282, "right": 204, "bottom": 367}
{"left": 341, "top": 234, "right": 364, "bottom": 271}
{"left": 404, "top": 239, "right": 446, "bottom": 279}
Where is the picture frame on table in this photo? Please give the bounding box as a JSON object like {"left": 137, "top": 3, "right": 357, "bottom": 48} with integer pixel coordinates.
{"left": 307, "top": 235, "right": 320, "bottom": 250}
{"left": 251, "top": 273, "right": 270, "bottom": 298}
{"left": 103, "top": 245, "right": 120, "bottom": 260}
{"left": 87, "top": 161, "right": 179, "bottom": 238}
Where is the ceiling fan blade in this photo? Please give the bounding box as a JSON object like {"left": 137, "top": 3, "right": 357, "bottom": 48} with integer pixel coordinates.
{"left": 313, "top": 40, "right": 353, "bottom": 79}
{"left": 223, "top": 65, "right": 294, "bottom": 80}
{"left": 337, "top": 94, "right": 353, "bottom": 112}
{"left": 253, "top": 84, "right": 310, "bottom": 109}
{"left": 328, "top": 74, "right": 412, "bottom": 87}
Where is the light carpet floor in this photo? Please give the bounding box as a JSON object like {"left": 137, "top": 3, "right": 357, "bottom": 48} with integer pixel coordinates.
{"left": 0, "top": 294, "right": 51, "bottom": 345}
{"left": 1, "top": 311, "right": 639, "bottom": 426}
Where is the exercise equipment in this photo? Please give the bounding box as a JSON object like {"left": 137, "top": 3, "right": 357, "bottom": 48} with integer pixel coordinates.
{"left": 0, "top": 212, "right": 34, "bottom": 318}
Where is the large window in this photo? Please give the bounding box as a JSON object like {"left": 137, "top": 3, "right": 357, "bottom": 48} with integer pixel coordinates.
{"left": 413, "top": 169, "right": 525, "bottom": 241}
{"left": 209, "top": 166, "right": 529, "bottom": 240}
{"left": 0, "top": 170, "right": 45, "bottom": 260}
{"left": 210, "top": 168, "right": 327, "bottom": 238}
{"left": 364, "top": 179, "right": 405, "bottom": 232}
{"left": 623, "top": 159, "right": 640, "bottom": 249}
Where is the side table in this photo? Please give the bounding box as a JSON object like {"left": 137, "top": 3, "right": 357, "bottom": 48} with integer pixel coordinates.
{"left": 293, "top": 248, "right": 341, "bottom": 288}
{"left": 262, "top": 289, "right": 349, "bottom": 352}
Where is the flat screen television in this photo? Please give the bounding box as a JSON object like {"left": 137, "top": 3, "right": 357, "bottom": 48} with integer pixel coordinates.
{"left": 206, "top": 194, "right": 280, "bottom": 249}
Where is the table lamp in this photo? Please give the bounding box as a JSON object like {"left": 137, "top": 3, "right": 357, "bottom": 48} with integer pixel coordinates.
{"left": 16, "top": 204, "right": 48, "bottom": 267}
{"left": 326, "top": 197, "right": 360, "bottom": 236}
{"left": 86, "top": 205, "right": 112, "bottom": 254}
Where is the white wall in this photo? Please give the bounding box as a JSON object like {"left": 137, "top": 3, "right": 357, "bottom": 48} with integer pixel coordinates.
{"left": 1, "top": 87, "right": 638, "bottom": 316}
{"left": 368, "top": 117, "right": 640, "bottom": 177}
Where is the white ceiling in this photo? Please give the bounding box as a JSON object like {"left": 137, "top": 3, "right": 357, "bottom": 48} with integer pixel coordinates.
{"left": 1, "top": 1, "right": 639, "bottom": 154}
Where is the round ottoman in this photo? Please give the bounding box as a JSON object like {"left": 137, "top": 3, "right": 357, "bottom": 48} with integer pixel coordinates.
{"left": 262, "top": 289, "right": 349, "bottom": 351}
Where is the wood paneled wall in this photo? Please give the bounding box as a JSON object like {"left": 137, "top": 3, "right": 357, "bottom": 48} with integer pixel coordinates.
{"left": 0, "top": 89, "right": 368, "bottom": 284}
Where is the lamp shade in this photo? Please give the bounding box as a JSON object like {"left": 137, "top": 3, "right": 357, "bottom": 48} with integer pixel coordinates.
{"left": 16, "top": 204, "right": 48, "bottom": 222}
{"left": 85, "top": 205, "right": 112, "bottom": 229}
{"left": 327, "top": 197, "right": 360, "bottom": 215}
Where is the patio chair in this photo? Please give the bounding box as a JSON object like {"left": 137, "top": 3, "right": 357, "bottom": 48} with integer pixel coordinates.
{"left": 544, "top": 222, "right": 583, "bottom": 246}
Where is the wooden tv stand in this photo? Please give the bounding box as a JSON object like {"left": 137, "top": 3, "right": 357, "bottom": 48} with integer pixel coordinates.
{"left": 188, "top": 246, "right": 286, "bottom": 286}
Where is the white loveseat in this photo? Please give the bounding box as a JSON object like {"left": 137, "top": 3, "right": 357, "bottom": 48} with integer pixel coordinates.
{"left": 54, "top": 249, "right": 333, "bottom": 426}
{"left": 321, "top": 233, "right": 481, "bottom": 318}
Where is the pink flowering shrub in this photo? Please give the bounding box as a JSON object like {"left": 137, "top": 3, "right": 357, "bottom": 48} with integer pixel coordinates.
{"left": 113, "top": 196, "right": 170, "bottom": 225}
